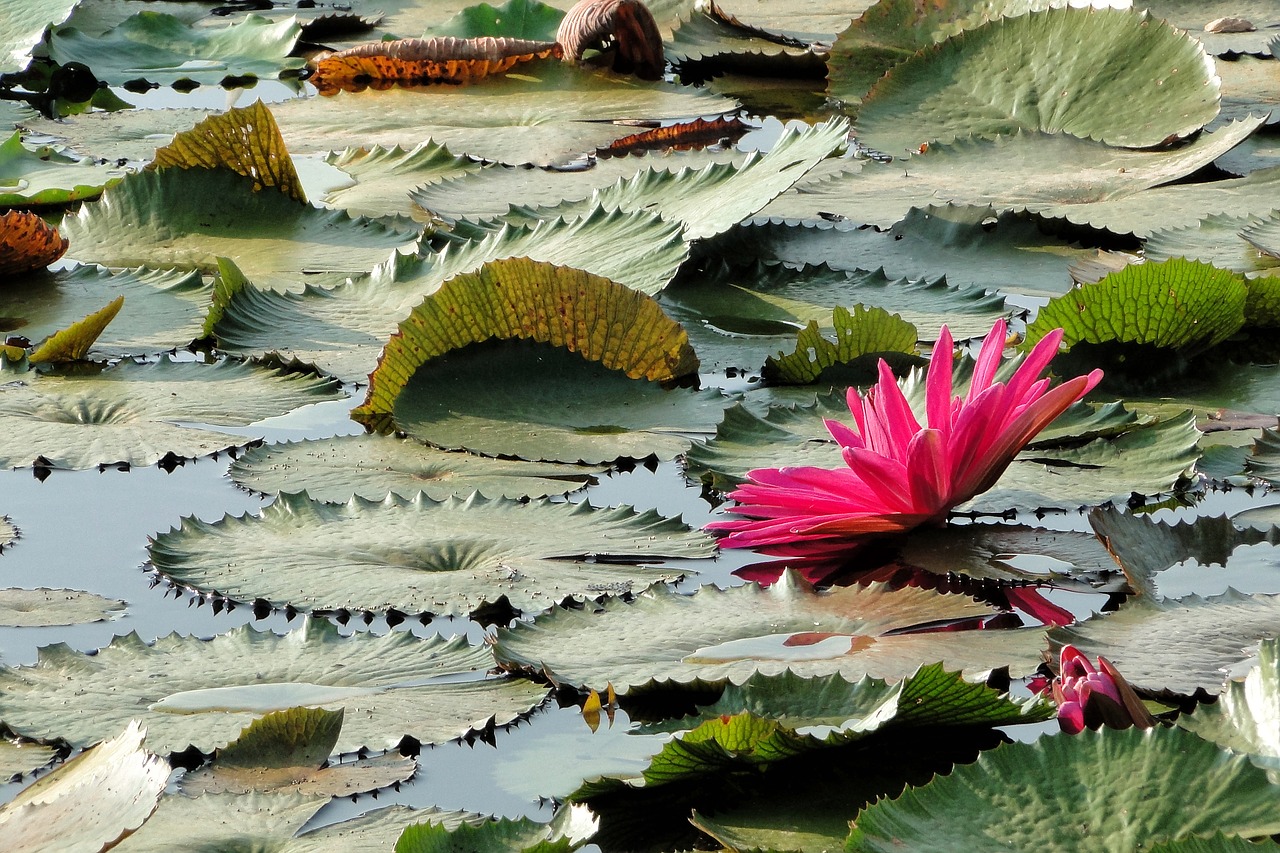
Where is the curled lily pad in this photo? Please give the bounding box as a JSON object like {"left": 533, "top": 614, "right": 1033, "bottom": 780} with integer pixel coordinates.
{"left": 1144, "top": 213, "right": 1280, "bottom": 277}
{"left": 0, "top": 130, "right": 125, "bottom": 207}
{"left": 0, "top": 588, "right": 125, "bottom": 628}
{"left": 0, "top": 620, "right": 548, "bottom": 754}
{"left": 847, "top": 727, "right": 1280, "bottom": 852}
{"left": 148, "top": 491, "right": 713, "bottom": 618}
{"left": 27, "top": 296, "right": 122, "bottom": 363}
{"left": 309, "top": 36, "right": 561, "bottom": 94}
{"left": 0, "top": 211, "right": 69, "bottom": 277}
{"left": 112, "top": 790, "right": 326, "bottom": 853}
{"left": 1244, "top": 427, "right": 1280, "bottom": 485}
{"left": 1179, "top": 636, "right": 1280, "bottom": 770}
{"left": 494, "top": 573, "right": 1047, "bottom": 693}
{"left": 323, "top": 141, "right": 485, "bottom": 221}
{"left": 229, "top": 435, "right": 604, "bottom": 502}
{"left": 762, "top": 304, "right": 919, "bottom": 385}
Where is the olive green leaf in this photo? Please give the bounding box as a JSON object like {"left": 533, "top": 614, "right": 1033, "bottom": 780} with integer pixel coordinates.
{"left": 395, "top": 803, "right": 598, "bottom": 853}
{"left": 763, "top": 304, "right": 918, "bottom": 385}
{"left": 27, "top": 296, "right": 122, "bottom": 363}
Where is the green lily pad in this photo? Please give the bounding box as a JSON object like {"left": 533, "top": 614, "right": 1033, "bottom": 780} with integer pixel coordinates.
{"left": 229, "top": 434, "right": 604, "bottom": 502}
{"left": 1145, "top": 213, "right": 1280, "bottom": 277}
{"left": 323, "top": 141, "right": 486, "bottom": 221}
{"left": 0, "top": 588, "right": 125, "bottom": 627}
{"left": 854, "top": 8, "right": 1220, "bottom": 155}
{"left": 1025, "top": 258, "right": 1250, "bottom": 354}
{"left": 46, "top": 12, "right": 304, "bottom": 86}
{"left": 395, "top": 803, "right": 598, "bottom": 853}
{"left": 846, "top": 726, "right": 1280, "bottom": 852}
{"left": 1242, "top": 210, "right": 1280, "bottom": 258}
{"left": 0, "top": 721, "right": 168, "bottom": 853}
{"left": 666, "top": 5, "right": 825, "bottom": 78}
{"left": 61, "top": 168, "right": 421, "bottom": 294}
{"left": 354, "top": 257, "right": 700, "bottom": 432}
{"left": 763, "top": 304, "right": 918, "bottom": 385}
{"left": 0, "top": 130, "right": 127, "bottom": 207}
{"left": 0, "top": 620, "right": 548, "bottom": 754}
{"left": 0, "top": 356, "right": 342, "bottom": 470}
{"left": 493, "top": 573, "right": 1047, "bottom": 693}
{"left": 1217, "top": 57, "right": 1280, "bottom": 129}
{"left": 1152, "top": 835, "right": 1280, "bottom": 853}
{"left": 431, "top": 0, "right": 564, "bottom": 40}
{"left": 285, "top": 805, "right": 487, "bottom": 853}
{"left": 112, "top": 790, "right": 326, "bottom": 853}
{"left": 178, "top": 707, "right": 416, "bottom": 796}
{"left": 0, "top": 264, "right": 209, "bottom": 357}
{"left": 148, "top": 491, "right": 713, "bottom": 618}
{"left": 207, "top": 206, "right": 689, "bottom": 382}
{"left": 1245, "top": 428, "right": 1280, "bottom": 485}
{"left": 1143, "top": 1, "right": 1280, "bottom": 56}
{"left": 388, "top": 340, "right": 731, "bottom": 464}
{"left": 1179, "top": 636, "right": 1280, "bottom": 769}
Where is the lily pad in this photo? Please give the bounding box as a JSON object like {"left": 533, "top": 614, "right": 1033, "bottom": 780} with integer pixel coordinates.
{"left": 763, "top": 304, "right": 919, "bottom": 385}
{"left": 0, "top": 130, "right": 127, "bottom": 207}
{"left": 0, "top": 740, "right": 57, "bottom": 782}
{"left": 0, "top": 210, "right": 69, "bottom": 277}
{"left": 1145, "top": 213, "right": 1280, "bottom": 277}
{"left": 0, "top": 356, "right": 343, "bottom": 470}
{"left": 1179, "top": 636, "right": 1280, "bottom": 768}
{"left": 112, "top": 790, "right": 326, "bottom": 853}
{"left": 395, "top": 803, "right": 598, "bottom": 852}
{"left": 846, "top": 726, "right": 1280, "bottom": 852}
{"left": 854, "top": 7, "right": 1220, "bottom": 155}
{"left": 178, "top": 707, "right": 416, "bottom": 796}
{"left": 1245, "top": 427, "right": 1280, "bottom": 485}
{"left": 430, "top": 0, "right": 565, "bottom": 40}
{"left": 666, "top": 4, "right": 825, "bottom": 79}
{"left": 61, "top": 167, "right": 421, "bottom": 294}
{"left": 1, "top": 0, "right": 76, "bottom": 70}
{"left": 229, "top": 434, "right": 603, "bottom": 502}
{"left": 1144, "top": 0, "right": 1280, "bottom": 56}
{"left": 0, "top": 721, "right": 168, "bottom": 853}
{"left": 0, "top": 620, "right": 549, "bottom": 754}
{"left": 323, "top": 141, "right": 486, "bottom": 221}
{"left": 148, "top": 491, "right": 713, "bottom": 618}
{"left": 45, "top": 12, "right": 304, "bottom": 86}
{"left": 0, "top": 588, "right": 125, "bottom": 627}
{"left": 494, "top": 574, "right": 1047, "bottom": 693}
{"left": 26, "top": 296, "right": 123, "bottom": 363}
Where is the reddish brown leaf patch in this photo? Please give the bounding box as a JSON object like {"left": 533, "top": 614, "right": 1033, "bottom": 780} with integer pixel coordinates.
{"left": 597, "top": 116, "right": 750, "bottom": 158}
{"left": 558, "top": 0, "right": 665, "bottom": 81}
{"left": 0, "top": 211, "right": 69, "bottom": 277}
{"left": 309, "top": 36, "right": 561, "bottom": 94}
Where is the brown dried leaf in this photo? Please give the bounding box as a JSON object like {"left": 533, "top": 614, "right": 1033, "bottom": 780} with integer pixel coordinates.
{"left": 309, "top": 36, "right": 561, "bottom": 94}
{"left": 596, "top": 116, "right": 750, "bottom": 157}
{"left": 558, "top": 0, "right": 665, "bottom": 80}
{"left": 148, "top": 101, "right": 305, "bottom": 203}
{"left": 0, "top": 211, "right": 69, "bottom": 277}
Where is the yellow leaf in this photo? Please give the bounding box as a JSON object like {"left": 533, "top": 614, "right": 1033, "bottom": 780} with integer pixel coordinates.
{"left": 29, "top": 296, "right": 124, "bottom": 363}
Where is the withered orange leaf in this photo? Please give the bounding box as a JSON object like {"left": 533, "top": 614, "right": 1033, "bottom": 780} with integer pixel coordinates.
{"left": 309, "top": 36, "right": 561, "bottom": 94}
{"left": 597, "top": 116, "right": 750, "bottom": 158}
{"left": 0, "top": 210, "right": 69, "bottom": 277}
{"left": 558, "top": 0, "right": 664, "bottom": 81}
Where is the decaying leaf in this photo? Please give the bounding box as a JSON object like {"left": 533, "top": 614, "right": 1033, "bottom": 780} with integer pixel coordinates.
{"left": 28, "top": 296, "right": 123, "bottom": 363}
{"left": 309, "top": 36, "right": 562, "bottom": 94}
{"left": 148, "top": 101, "right": 305, "bottom": 203}
{"left": 0, "top": 211, "right": 69, "bottom": 277}
{"left": 595, "top": 116, "right": 751, "bottom": 158}
{"left": 557, "top": 0, "right": 665, "bottom": 80}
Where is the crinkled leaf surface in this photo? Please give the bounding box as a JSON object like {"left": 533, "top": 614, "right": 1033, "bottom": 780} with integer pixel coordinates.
{"left": 178, "top": 707, "right": 416, "bottom": 796}
{"left": 494, "top": 575, "right": 1047, "bottom": 693}
{"left": 230, "top": 434, "right": 603, "bottom": 502}
{"left": 0, "top": 721, "right": 167, "bottom": 853}
{"left": 1179, "top": 636, "right": 1280, "bottom": 767}
{"left": 308, "top": 36, "right": 561, "bottom": 94}
{"left": 1152, "top": 836, "right": 1280, "bottom": 853}
{"left": 827, "top": 0, "right": 1132, "bottom": 107}
{"left": 763, "top": 304, "right": 918, "bottom": 385}
{"left": 389, "top": 340, "right": 731, "bottom": 464}
{"left": 1245, "top": 427, "right": 1280, "bottom": 485}
{"left": 0, "top": 210, "right": 69, "bottom": 277}
{"left": 760, "top": 121, "right": 1262, "bottom": 229}
{"left": 355, "top": 257, "right": 698, "bottom": 430}
{"left": 854, "top": 8, "right": 1220, "bottom": 154}
{"left": 46, "top": 12, "right": 304, "bottom": 85}
{"left": 1242, "top": 211, "right": 1280, "bottom": 258}
{"left": 324, "top": 141, "right": 485, "bottom": 221}
{"left": 208, "top": 206, "right": 688, "bottom": 382}
{"left": 0, "top": 588, "right": 125, "bottom": 627}
{"left": 665, "top": 6, "right": 825, "bottom": 78}
{"left": 0, "top": 130, "right": 126, "bottom": 207}
{"left": 111, "top": 790, "right": 326, "bottom": 853}
{"left": 0, "top": 620, "right": 548, "bottom": 753}
{"left": 0, "top": 264, "right": 209, "bottom": 358}
{"left": 286, "top": 805, "right": 484, "bottom": 853}
{"left": 846, "top": 726, "right": 1280, "bottom": 853}
{"left": 896, "top": 524, "right": 1124, "bottom": 587}
{"left": 61, "top": 168, "right": 420, "bottom": 293}
{"left": 0, "top": 356, "right": 342, "bottom": 470}
{"left": 149, "top": 99, "right": 305, "bottom": 201}
{"left": 148, "top": 491, "right": 713, "bottom": 618}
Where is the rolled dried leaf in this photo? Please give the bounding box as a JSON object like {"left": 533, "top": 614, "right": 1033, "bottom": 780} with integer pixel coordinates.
{"left": 309, "top": 36, "right": 561, "bottom": 93}
{"left": 597, "top": 116, "right": 749, "bottom": 157}
{"left": 0, "top": 211, "right": 69, "bottom": 277}
{"left": 557, "top": 0, "right": 665, "bottom": 80}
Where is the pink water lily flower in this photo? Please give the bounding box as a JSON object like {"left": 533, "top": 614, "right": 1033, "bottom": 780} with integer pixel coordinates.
{"left": 1052, "top": 644, "right": 1155, "bottom": 734}
{"left": 708, "top": 319, "right": 1103, "bottom": 556}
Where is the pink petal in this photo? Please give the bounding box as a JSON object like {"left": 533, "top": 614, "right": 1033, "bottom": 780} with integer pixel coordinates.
{"left": 926, "top": 325, "right": 956, "bottom": 432}
{"left": 968, "top": 318, "right": 1008, "bottom": 401}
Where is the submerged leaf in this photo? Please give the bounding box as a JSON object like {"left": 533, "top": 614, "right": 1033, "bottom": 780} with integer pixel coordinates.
{"left": 0, "top": 211, "right": 69, "bottom": 276}
{"left": 27, "top": 295, "right": 123, "bottom": 363}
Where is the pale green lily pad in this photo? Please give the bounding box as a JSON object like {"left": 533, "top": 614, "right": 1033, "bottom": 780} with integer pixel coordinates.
{"left": 665, "top": 6, "right": 825, "bottom": 78}
{"left": 494, "top": 574, "right": 1047, "bottom": 693}
{"left": 112, "top": 790, "right": 326, "bottom": 853}
{"left": 148, "top": 491, "right": 713, "bottom": 618}
{"left": 0, "top": 588, "right": 125, "bottom": 627}
{"left": 61, "top": 167, "right": 421, "bottom": 294}
{"left": 1242, "top": 210, "right": 1280, "bottom": 257}
{"left": 396, "top": 803, "right": 598, "bottom": 853}
{"left": 1145, "top": 213, "right": 1280, "bottom": 277}
{"left": 229, "top": 434, "right": 603, "bottom": 502}
{"left": 286, "top": 805, "right": 484, "bottom": 853}
{"left": 208, "top": 206, "right": 689, "bottom": 382}
{"left": 719, "top": 205, "right": 1091, "bottom": 297}
{"left": 896, "top": 524, "right": 1124, "bottom": 587}
{"left": 1143, "top": 1, "right": 1280, "bottom": 55}
{"left": 827, "top": 0, "right": 1131, "bottom": 107}
{"left": 0, "top": 130, "right": 128, "bottom": 207}
{"left": 1051, "top": 591, "right": 1280, "bottom": 695}
{"left": 1216, "top": 132, "right": 1280, "bottom": 176}
{"left": 0, "top": 0, "right": 76, "bottom": 70}
{"left": 0, "top": 516, "right": 15, "bottom": 549}
{"left": 0, "top": 356, "right": 343, "bottom": 470}
{"left": 1152, "top": 836, "right": 1280, "bottom": 853}
{"left": 759, "top": 121, "right": 1264, "bottom": 229}
{"left": 0, "top": 620, "right": 548, "bottom": 753}
{"left": 178, "top": 707, "right": 416, "bottom": 796}
{"left": 391, "top": 341, "right": 731, "bottom": 464}
{"left": 1217, "top": 57, "right": 1280, "bottom": 128}
{"left": 854, "top": 8, "right": 1220, "bottom": 155}
{"left": 0, "top": 264, "right": 210, "bottom": 357}
{"left": 323, "top": 141, "right": 486, "bottom": 221}
{"left": 1245, "top": 427, "right": 1280, "bottom": 485}
{"left": 46, "top": 12, "right": 304, "bottom": 86}
{"left": 0, "top": 720, "right": 169, "bottom": 853}
{"left": 846, "top": 727, "right": 1280, "bottom": 853}
{"left": 1179, "top": 636, "right": 1280, "bottom": 768}
{"left": 0, "top": 740, "right": 57, "bottom": 782}
{"left": 660, "top": 258, "right": 1005, "bottom": 371}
